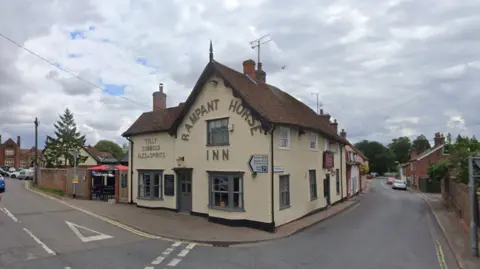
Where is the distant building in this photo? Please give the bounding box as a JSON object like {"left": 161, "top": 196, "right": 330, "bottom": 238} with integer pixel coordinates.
{"left": 0, "top": 135, "right": 43, "bottom": 168}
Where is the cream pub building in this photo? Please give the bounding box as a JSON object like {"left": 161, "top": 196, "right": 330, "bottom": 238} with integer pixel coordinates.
{"left": 122, "top": 44, "right": 349, "bottom": 231}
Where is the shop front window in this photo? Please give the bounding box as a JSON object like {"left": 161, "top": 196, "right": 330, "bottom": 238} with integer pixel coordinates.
{"left": 138, "top": 170, "right": 162, "bottom": 200}
{"left": 208, "top": 172, "right": 244, "bottom": 211}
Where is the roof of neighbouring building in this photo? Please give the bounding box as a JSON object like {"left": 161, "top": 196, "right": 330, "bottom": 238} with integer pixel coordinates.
{"left": 411, "top": 144, "right": 447, "bottom": 161}
{"left": 83, "top": 146, "right": 118, "bottom": 163}
{"left": 122, "top": 60, "right": 348, "bottom": 144}
{"left": 349, "top": 145, "right": 369, "bottom": 161}
{"left": 120, "top": 151, "right": 129, "bottom": 163}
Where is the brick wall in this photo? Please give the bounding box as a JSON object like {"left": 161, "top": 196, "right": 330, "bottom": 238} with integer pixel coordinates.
{"left": 38, "top": 168, "right": 67, "bottom": 192}
{"left": 443, "top": 177, "right": 480, "bottom": 232}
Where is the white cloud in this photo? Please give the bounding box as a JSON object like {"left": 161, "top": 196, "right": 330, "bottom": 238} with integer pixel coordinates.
{"left": 1, "top": 0, "right": 479, "bottom": 149}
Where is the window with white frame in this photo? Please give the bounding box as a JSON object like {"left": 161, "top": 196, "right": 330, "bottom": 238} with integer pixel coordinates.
{"left": 138, "top": 170, "right": 162, "bottom": 199}
{"left": 279, "top": 175, "right": 290, "bottom": 209}
{"left": 207, "top": 118, "right": 229, "bottom": 146}
{"left": 278, "top": 127, "right": 290, "bottom": 149}
{"left": 309, "top": 133, "right": 317, "bottom": 150}
{"left": 208, "top": 172, "right": 244, "bottom": 211}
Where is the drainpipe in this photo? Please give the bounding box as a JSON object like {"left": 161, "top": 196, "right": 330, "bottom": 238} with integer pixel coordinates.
{"left": 340, "top": 145, "right": 344, "bottom": 200}
{"left": 270, "top": 125, "right": 276, "bottom": 231}
{"left": 126, "top": 137, "right": 134, "bottom": 204}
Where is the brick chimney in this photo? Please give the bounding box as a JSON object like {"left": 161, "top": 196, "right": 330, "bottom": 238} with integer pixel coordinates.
{"left": 434, "top": 132, "right": 445, "bottom": 147}
{"left": 243, "top": 59, "right": 256, "bottom": 79}
{"left": 17, "top": 136, "right": 21, "bottom": 148}
{"left": 340, "top": 129, "right": 347, "bottom": 139}
{"left": 153, "top": 83, "right": 167, "bottom": 111}
{"left": 410, "top": 148, "right": 417, "bottom": 160}
{"left": 319, "top": 109, "right": 331, "bottom": 123}
{"left": 255, "top": 62, "right": 266, "bottom": 83}
{"left": 330, "top": 119, "right": 338, "bottom": 134}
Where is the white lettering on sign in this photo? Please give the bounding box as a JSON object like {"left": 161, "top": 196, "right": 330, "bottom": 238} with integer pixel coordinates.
{"left": 138, "top": 137, "right": 166, "bottom": 159}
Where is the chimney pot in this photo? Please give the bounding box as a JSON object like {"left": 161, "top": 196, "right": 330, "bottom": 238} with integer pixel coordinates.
{"left": 330, "top": 119, "right": 338, "bottom": 134}
{"left": 320, "top": 109, "right": 324, "bottom": 115}
{"left": 340, "top": 129, "right": 347, "bottom": 139}
{"left": 434, "top": 132, "right": 445, "bottom": 147}
{"left": 243, "top": 59, "right": 256, "bottom": 79}
{"left": 17, "top": 136, "right": 21, "bottom": 147}
{"left": 159, "top": 83, "right": 164, "bottom": 93}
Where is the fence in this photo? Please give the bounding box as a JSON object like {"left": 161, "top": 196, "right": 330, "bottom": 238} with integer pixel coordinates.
{"left": 442, "top": 176, "right": 480, "bottom": 231}
{"left": 38, "top": 167, "right": 88, "bottom": 198}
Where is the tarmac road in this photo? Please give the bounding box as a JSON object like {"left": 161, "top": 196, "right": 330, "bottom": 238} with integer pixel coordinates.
{"left": 0, "top": 177, "right": 460, "bottom": 269}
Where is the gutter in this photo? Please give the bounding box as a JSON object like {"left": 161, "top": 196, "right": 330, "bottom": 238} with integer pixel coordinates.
{"left": 126, "top": 137, "right": 134, "bottom": 204}
{"left": 270, "top": 125, "right": 276, "bottom": 231}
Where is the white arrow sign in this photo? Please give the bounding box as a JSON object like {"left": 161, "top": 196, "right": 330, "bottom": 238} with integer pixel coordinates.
{"left": 66, "top": 221, "right": 113, "bottom": 243}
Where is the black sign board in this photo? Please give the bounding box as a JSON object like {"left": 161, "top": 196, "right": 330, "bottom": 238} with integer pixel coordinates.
{"left": 164, "top": 174, "right": 175, "bottom": 196}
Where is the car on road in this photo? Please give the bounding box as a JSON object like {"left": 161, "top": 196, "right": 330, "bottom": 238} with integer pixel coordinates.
{"left": 0, "top": 175, "right": 5, "bottom": 193}
{"left": 9, "top": 170, "right": 21, "bottom": 179}
{"left": 386, "top": 177, "right": 395, "bottom": 185}
{"left": 392, "top": 179, "right": 407, "bottom": 190}
{"left": 18, "top": 169, "right": 34, "bottom": 180}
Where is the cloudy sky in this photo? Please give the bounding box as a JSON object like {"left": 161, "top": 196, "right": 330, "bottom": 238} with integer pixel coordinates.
{"left": 1, "top": 0, "right": 479, "bottom": 149}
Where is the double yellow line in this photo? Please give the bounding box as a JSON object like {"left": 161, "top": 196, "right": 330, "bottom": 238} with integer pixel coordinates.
{"left": 426, "top": 209, "right": 448, "bottom": 269}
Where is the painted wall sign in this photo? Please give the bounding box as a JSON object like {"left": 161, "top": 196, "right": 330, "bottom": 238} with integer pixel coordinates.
{"left": 248, "top": 155, "right": 268, "bottom": 173}
{"left": 181, "top": 99, "right": 220, "bottom": 141}
{"left": 206, "top": 149, "right": 229, "bottom": 161}
{"left": 228, "top": 100, "right": 263, "bottom": 135}
{"left": 138, "top": 137, "right": 166, "bottom": 159}
{"left": 164, "top": 174, "right": 175, "bottom": 196}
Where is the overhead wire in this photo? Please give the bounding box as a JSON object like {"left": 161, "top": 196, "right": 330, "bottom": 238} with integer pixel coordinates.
{"left": 0, "top": 31, "right": 149, "bottom": 108}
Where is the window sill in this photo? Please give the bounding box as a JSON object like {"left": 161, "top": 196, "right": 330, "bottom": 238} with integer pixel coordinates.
{"left": 278, "top": 147, "right": 290, "bottom": 150}
{"left": 208, "top": 205, "right": 246, "bottom": 212}
{"left": 309, "top": 148, "right": 318, "bottom": 151}
{"left": 310, "top": 197, "right": 318, "bottom": 201}
{"left": 280, "top": 205, "right": 291, "bottom": 211}
{"left": 206, "top": 143, "right": 230, "bottom": 147}
{"left": 137, "top": 197, "right": 164, "bottom": 201}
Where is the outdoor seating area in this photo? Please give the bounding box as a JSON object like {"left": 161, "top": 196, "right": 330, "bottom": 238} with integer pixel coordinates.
{"left": 88, "top": 164, "right": 127, "bottom": 202}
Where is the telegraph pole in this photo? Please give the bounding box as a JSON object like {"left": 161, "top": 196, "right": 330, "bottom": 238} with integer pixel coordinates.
{"left": 250, "top": 34, "right": 272, "bottom": 65}
{"left": 34, "top": 118, "right": 39, "bottom": 185}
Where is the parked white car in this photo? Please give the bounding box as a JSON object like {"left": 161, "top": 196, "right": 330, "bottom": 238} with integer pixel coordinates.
{"left": 9, "top": 170, "right": 21, "bottom": 178}
{"left": 19, "top": 169, "right": 34, "bottom": 180}
{"left": 392, "top": 179, "right": 407, "bottom": 190}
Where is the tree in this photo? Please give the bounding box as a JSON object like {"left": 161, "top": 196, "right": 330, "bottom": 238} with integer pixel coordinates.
{"left": 122, "top": 142, "right": 129, "bottom": 153}
{"left": 412, "top": 134, "right": 431, "bottom": 154}
{"left": 448, "top": 135, "right": 480, "bottom": 184}
{"left": 95, "top": 140, "right": 124, "bottom": 159}
{"left": 388, "top": 136, "right": 412, "bottom": 164}
{"left": 354, "top": 140, "right": 396, "bottom": 175}
{"left": 44, "top": 108, "right": 87, "bottom": 166}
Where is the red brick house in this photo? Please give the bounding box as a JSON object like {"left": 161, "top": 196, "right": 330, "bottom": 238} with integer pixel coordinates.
{"left": 407, "top": 132, "right": 449, "bottom": 188}
{"left": 0, "top": 135, "right": 43, "bottom": 168}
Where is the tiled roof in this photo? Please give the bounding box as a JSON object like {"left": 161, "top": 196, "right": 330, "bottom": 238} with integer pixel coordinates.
{"left": 123, "top": 60, "right": 348, "bottom": 144}
{"left": 84, "top": 146, "right": 117, "bottom": 162}
{"left": 122, "top": 105, "right": 184, "bottom": 137}
{"left": 349, "top": 145, "right": 369, "bottom": 161}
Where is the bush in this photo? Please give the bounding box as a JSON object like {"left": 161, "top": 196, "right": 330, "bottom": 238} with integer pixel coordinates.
{"left": 427, "top": 160, "right": 449, "bottom": 181}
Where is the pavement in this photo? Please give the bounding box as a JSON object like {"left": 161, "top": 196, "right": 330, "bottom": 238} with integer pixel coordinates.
{"left": 0, "top": 176, "right": 461, "bottom": 268}
{"left": 29, "top": 185, "right": 366, "bottom": 246}
{"left": 418, "top": 192, "right": 480, "bottom": 269}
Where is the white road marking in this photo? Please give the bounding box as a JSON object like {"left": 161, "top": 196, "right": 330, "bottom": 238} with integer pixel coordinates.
{"left": 65, "top": 221, "right": 113, "bottom": 243}
{"left": 185, "top": 243, "right": 196, "bottom": 249}
{"left": 162, "top": 247, "right": 174, "bottom": 255}
{"left": 167, "top": 258, "right": 181, "bottom": 266}
{"left": 1, "top": 207, "right": 19, "bottom": 222}
{"left": 148, "top": 241, "right": 184, "bottom": 267}
{"left": 144, "top": 267, "right": 154, "bottom": 269}
{"left": 23, "top": 228, "right": 56, "bottom": 255}
{"left": 65, "top": 267, "right": 72, "bottom": 269}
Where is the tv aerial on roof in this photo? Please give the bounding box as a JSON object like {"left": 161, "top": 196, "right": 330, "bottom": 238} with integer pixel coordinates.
{"left": 250, "top": 34, "right": 272, "bottom": 65}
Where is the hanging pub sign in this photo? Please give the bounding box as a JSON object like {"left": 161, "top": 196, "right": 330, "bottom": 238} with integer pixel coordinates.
{"left": 323, "top": 151, "right": 334, "bottom": 169}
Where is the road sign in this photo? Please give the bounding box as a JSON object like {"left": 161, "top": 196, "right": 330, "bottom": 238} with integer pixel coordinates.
{"left": 248, "top": 155, "right": 268, "bottom": 173}
{"left": 72, "top": 177, "right": 79, "bottom": 184}
{"left": 65, "top": 221, "right": 113, "bottom": 243}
